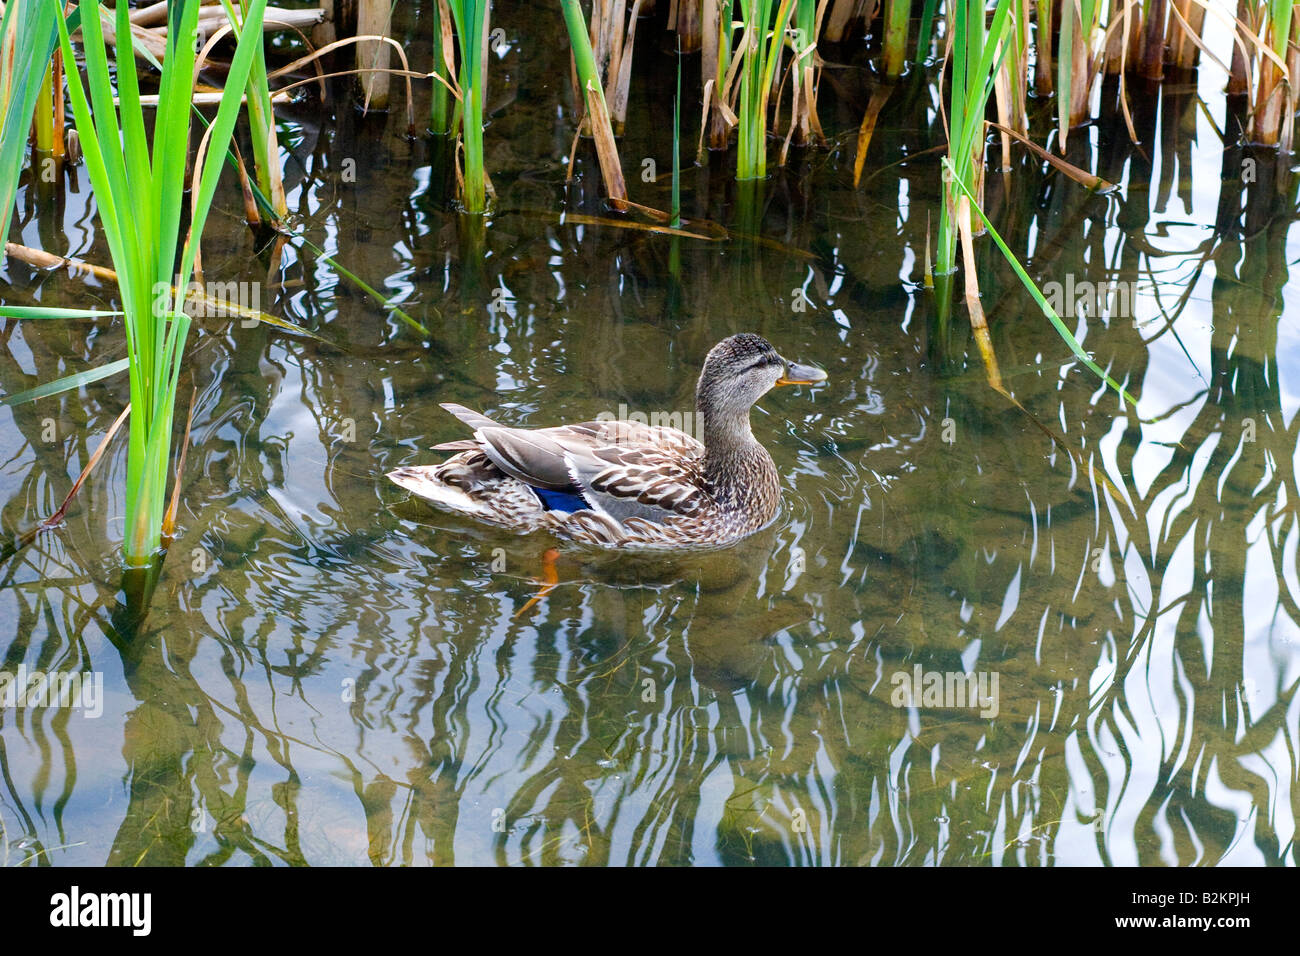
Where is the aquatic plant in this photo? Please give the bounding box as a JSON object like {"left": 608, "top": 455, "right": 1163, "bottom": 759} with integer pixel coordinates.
{"left": 673, "top": 44, "right": 683, "bottom": 228}
{"left": 0, "top": 0, "right": 63, "bottom": 242}
{"left": 1248, "top": 0, "right": 1297, "bottom": 148}
{"left": 944, "top": 158, "right": 1133, "bottom": 403}
{"left": 733, "top": 0, "right": 796, "bottom": 180}
{"left": 1054, "top": 0, "right": 1103, "bottom": 150}
{"left": 3, "top": 0, "right": 271, "bottom": 567}
{"left": 882, "top": 0, "right": 912, "bottom": 76}
{"left": 559, "top": 0, "right": 629, "bottom": 204}
{"left": 31, "top": 50, "right": 64, "bottom": 163}
{"left": 218, "top": 0, "right": 287, "bottom": 220}
{"left": 931, "top": 0, "right": 1135, "bottom": 399}
{"left": 701, "top": 0, "right": 734, "bottom": 152}
{"left": 936, "top": 0, "right": 1013, "bottom": 280}
{"left": 357, "top": 0, "right": 395, "bottom": 109}
{"left": 778, "top": 0, "right": 824, "bottom": 156}
{"left": 430, "top": 0, "right": 454, "bottom": 134}
{"left": 439, "top": 0, "right": 491, "bottom": 212}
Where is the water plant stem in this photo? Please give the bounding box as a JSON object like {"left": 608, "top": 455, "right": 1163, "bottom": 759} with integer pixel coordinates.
{"left": 52, "top": 0, "right": 269, "bottom": 567}
{"left": 883, "top": 0, "right": 912, "bottom": 77}
{"left": 560, "top": 0, "right": 629, "bottom": 203}
{"left": 735, "top": 0, "right": 796, "bottom": 180}
{"left": 443, "top": 0, "right": 490, "bottom": 212}
{"left": 431, "top": 0, "right": 452, "bottom": 134}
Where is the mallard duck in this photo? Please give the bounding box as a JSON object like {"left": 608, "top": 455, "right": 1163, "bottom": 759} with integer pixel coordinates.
{"left": 387, "top": 332, "right": 827, "bottom": 548}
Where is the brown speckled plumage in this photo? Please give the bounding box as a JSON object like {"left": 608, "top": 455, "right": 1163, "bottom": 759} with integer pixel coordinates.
{"left": 387, "top": 333, "right": 826, "bottom": 549}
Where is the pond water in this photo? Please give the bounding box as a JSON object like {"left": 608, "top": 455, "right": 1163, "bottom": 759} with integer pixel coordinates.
{"left": 1, "top": 6, "right": 1297, "bottom": 866}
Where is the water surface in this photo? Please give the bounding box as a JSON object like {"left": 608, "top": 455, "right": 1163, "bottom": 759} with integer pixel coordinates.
{"left": 0, "top": 7, "right": 1296, "bottom": 866}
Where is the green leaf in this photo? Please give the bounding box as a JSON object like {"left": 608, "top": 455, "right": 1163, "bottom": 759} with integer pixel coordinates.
{"left": 915, "top": 0, "right": 939, "bottom": 63}
{"left": 176, "top": 0, "right": 270, "bottom": 295}
{"left": 0, "top": 0, "right": 60, "bottom": 244}
{"left": 0, "top": 306, "right": 123, "bottom": 319}
{"left": 1, "top": 358, "right": 130, "bottom": 407}
{"left": 942, "top": 157, "right": 1136, "bottom": 407}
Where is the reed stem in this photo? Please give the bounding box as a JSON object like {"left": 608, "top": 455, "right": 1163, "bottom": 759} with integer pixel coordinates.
{"left": 883, "top": 0, "right": 912, "bottom": 77}
{"left": 431, "top": 0, "right": 452, "bottom": 134}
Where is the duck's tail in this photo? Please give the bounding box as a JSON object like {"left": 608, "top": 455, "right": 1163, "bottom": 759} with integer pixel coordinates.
{"left": 440, "top": 403, "right": 502, "bottom": 432}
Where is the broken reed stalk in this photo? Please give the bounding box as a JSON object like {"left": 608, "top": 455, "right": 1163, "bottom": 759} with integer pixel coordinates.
{"left": 673, "top": 0, "right": 703, "bottom": 51}
{"left": 590, "top": 0, "right": 648, "bottom": 134}
{"left": 1034, "top": 0, "right": 1053, "bottom": 93}
{"left": 993, "top": 0, "right": 1029, "bottom": 169}
{"left": 1056, "top": 0, "right": 1099, "bottom": 149}
{"left": 1250, "top": 1, "right": 1295, "bottom": 146}
{"left": 1139, "top": 0, "right": 1167, "bottom": 78}
{"left": 703, "top": 0, "right": 733, "bottom": 150}
{"left": 957, "top": 194, "right": 1005, "bottom": 392}
{"left": 560, "top": 0, "right": 630, "bottom": 203}
{"left": 824, "top": 0, "right": 875, "bottom": 42}
{"left": 1228, "top": 0, "right": 1253, "bottom": 93}
{"left": 777, "top": 0, "right": 823, "bottom": 156}
{"left": 356, "top": 0, "right": 392, "bottom": 109}
{"left": 1169, "top": 0, "right": 1204, "bottom": 68}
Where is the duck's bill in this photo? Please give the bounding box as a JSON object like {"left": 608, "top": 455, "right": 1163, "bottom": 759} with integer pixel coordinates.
{"left": 776, "top": 361, "right": 828, "bottom": 386}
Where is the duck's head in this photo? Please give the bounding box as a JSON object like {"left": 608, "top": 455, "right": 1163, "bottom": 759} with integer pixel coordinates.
{"left": 695, "top": 333, "right": 827, "bottom": 426}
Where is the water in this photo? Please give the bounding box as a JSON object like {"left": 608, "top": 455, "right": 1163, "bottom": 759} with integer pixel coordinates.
{"left": 0, "top": 7, "right": 1296, "bottom": 866}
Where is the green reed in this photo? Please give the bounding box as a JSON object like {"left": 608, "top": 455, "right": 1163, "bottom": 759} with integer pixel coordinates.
{"left": 936, "top": 0, "right": 1013, "bottom": 278}
{"left": 219, "top": 0, "right": 286, "bottom": 219}
{"left": 560, "top": 0, "right": 603, "bottom": 120}
{"left": 915, "top": 0, "right": 939, "bottom": 63}
{"left": 442, "top": 0, "right": 489, "bottom": 212}
{"left": 46, "top": 0, "right": 269, "bottom": 566}
{"left": 0, "top": 0, "right": 63, "bottom": 242}
{"left": 735, "top": 0, "right": 795, "bottom": 180}
{"left": 883, "top": 0, "right": 912, "bottom": 76}
{"left": 430, "top": 0, "right": 453, "bottom": 135}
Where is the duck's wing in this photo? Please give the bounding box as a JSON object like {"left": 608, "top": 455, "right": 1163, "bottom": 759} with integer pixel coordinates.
{"left": 473, "top": 426, "right": 579, "bottom": 491}
{"left": 563, "top": 442, "right": 706, "bottom": 525}
{"left": 463, "top": 418, "right": 706, "bottom": 524}
{"left": 559, "top": 419, "right": 705, "bottom": 458}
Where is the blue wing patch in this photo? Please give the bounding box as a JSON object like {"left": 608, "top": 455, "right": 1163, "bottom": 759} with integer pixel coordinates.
{"left": 533, "top": 486, "right": 590, "bottom": 513}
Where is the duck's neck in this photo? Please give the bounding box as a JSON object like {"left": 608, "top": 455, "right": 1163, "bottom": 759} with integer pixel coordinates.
{"left": 700, "top": 404, "right": 776, "bottom": 506}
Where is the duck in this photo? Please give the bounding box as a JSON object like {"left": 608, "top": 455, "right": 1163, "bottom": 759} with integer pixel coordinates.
{"left": 386, "top": 332, "right": 827, "bottom": 548}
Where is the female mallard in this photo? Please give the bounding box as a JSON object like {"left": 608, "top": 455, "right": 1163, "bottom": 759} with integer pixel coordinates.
{"left": 387, "top": 333, "right": 826, "bottom": 548}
